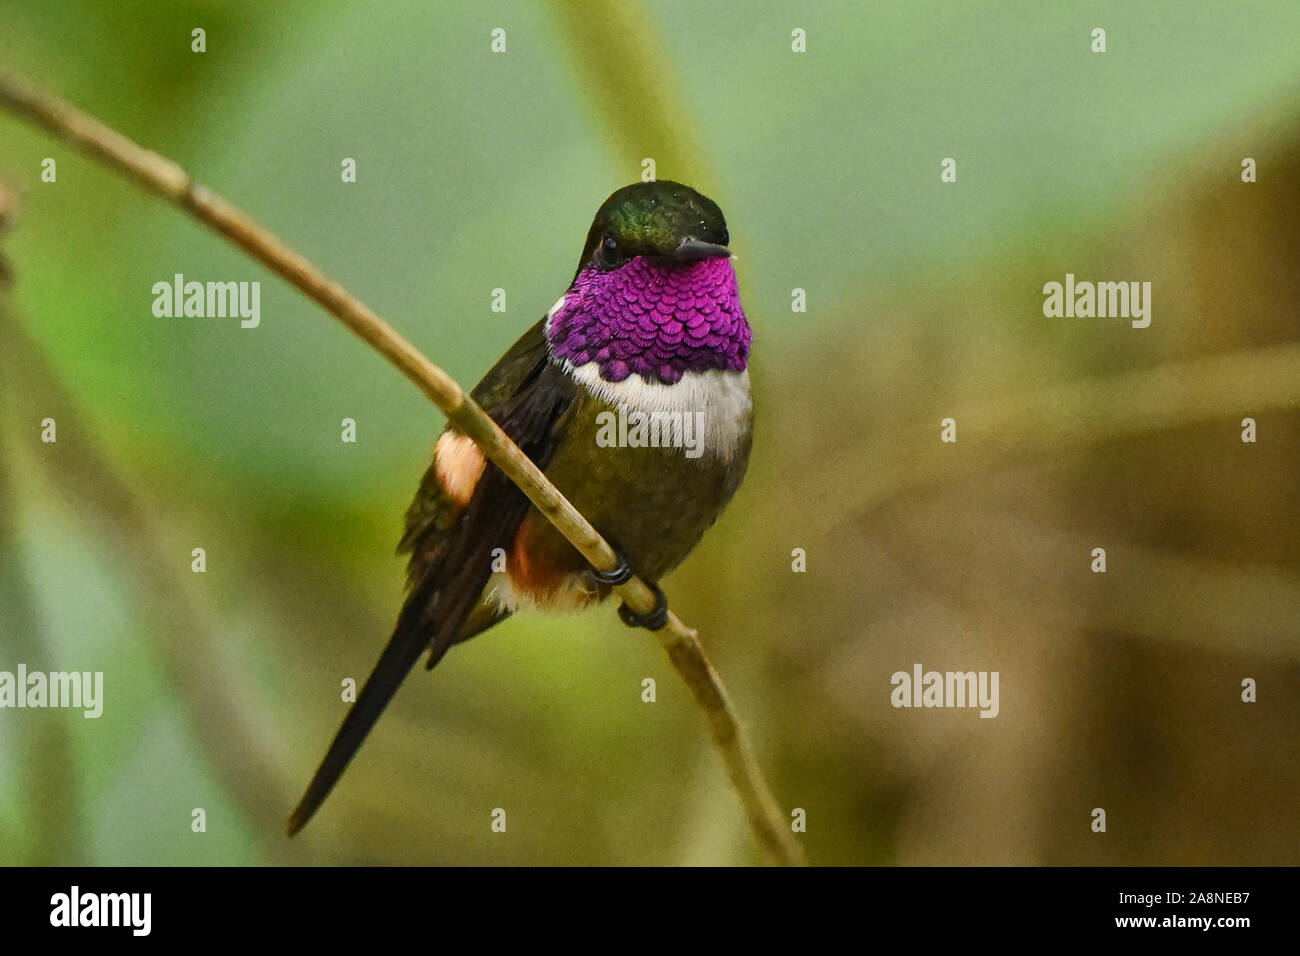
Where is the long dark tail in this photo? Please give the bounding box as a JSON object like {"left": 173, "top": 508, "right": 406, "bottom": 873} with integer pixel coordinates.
{"left": 287, "top": 361, "right": 573, "bottom": 836}
{"left": 286, "top": 592, "right": 446, "bottom": 835}
{"left": 287, "top": 463, "right": 533, "bottom": 836}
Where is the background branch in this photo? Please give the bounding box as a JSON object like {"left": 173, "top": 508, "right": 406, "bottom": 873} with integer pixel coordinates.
{"left": 0, "top": 309, "right": 300, "bottom": 861}
{"left": 0, "top": 71, "right": 806, "bottom": 866}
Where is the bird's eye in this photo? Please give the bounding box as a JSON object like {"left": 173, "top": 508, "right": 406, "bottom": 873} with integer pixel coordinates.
{"left": 597, "top": 234, "right": 624, "bottom": 270}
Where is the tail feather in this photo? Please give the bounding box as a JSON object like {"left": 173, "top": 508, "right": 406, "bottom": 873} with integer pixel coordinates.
{"left": 286, "top": 458, "right": 535, "bottom": 836}
{"left": 288, "top": 360, "right": 574, "bottom": 836}
{"left": 286, "top": 568, "right": 471, "bottom": 836}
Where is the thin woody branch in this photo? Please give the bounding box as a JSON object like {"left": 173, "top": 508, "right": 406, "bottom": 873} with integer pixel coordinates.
{"left": 0, "top": 70, "right": 806, "bottom": 866}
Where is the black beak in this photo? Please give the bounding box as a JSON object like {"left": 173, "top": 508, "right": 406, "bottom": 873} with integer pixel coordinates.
{"left": 674, "top": 238, "right": 732, "bottom": 262}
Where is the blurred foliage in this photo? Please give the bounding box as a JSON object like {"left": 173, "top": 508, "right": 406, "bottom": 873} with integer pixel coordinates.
{"left": 0, "top": 0, "right": 1298, "bottom": 864}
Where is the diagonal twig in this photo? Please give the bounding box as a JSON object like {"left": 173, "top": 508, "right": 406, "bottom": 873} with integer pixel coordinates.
{"left": 0, "top": 70, "right": 806, "bottom": 866}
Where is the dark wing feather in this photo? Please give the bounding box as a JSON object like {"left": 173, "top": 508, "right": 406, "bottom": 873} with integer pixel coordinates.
{"left": 287, "top": 333, "right": 573, "bottom": 836}
{"left": 397, "top": 319, "right": 549, "bottom": 585}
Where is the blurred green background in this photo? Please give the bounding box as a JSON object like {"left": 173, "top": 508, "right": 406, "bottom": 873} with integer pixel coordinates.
{"left": 1, "top": 0, "right": 1298, "bottom": 864}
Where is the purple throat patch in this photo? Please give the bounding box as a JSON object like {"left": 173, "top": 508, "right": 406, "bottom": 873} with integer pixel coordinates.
{"left": 546, "top": 256, "right": 751, "bottom": 385}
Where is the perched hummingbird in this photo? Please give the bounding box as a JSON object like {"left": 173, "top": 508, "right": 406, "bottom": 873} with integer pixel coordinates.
{"left": 287, "top": 181, "right": 753, "bottom": 834}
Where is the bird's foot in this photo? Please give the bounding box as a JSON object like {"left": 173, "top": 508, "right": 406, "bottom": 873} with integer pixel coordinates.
{"left": 617, "top": 581, "right": 669, "bottom": 631}
{"left": 590, "top": 555, "right": 633, "bottom": 587}
{"left": 590, "top": 552, "right": 669, "bottom": 630}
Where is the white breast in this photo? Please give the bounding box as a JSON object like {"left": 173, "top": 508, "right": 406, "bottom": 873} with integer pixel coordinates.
{"left": 560, "top": 358, "right": 752, "bottom": 463}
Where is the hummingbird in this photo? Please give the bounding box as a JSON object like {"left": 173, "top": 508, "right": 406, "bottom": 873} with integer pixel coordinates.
{"left": 287, "top": 181, "right": 753, "bottom": 835}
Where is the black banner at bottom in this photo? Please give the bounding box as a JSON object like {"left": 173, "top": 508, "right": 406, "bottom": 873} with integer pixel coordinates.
{"left": 1, "top": 866, "right": 1285, "bottom": 940}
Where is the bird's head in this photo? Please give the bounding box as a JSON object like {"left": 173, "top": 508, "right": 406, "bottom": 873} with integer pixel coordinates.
{"left": 549, "top": 181, "right": 749, "bottom": 385}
